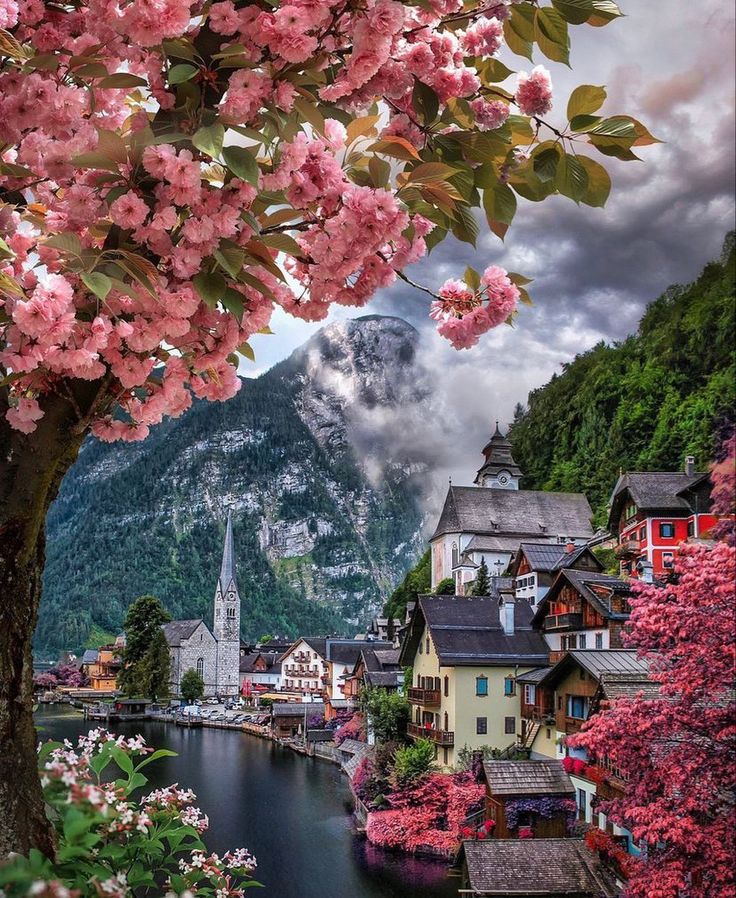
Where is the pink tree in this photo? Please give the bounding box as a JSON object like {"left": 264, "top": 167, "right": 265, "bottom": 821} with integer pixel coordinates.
{"left": 572, "top": 450, "right": 736, "bottom": 897}
{"left": 0, "top": 0, "right": 650, "bottom": 855}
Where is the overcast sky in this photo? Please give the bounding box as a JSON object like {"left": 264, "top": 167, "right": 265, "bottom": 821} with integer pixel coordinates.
{"left": 248, "top": 0, "right": 735, "bottom": 485}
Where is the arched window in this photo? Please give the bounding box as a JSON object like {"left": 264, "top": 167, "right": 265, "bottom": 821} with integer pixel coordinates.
{"left": 227, "top": 607, "right": 236, "bottom": 619}
{"left": 196, "top": 657, "right": 204, "bottom": 678}
{"left": 443, "top": 711, "right": 449, "bottom": 731}
{"left": 444, "top": 675, "right": 449, "bottom": 697}
{"left": 451, "top": 542, "right": 458, "bottom": 567}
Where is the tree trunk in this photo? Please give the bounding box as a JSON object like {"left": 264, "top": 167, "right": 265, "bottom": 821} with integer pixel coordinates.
{"left": 0, "top": 385, "right": 92, "bottom": 858}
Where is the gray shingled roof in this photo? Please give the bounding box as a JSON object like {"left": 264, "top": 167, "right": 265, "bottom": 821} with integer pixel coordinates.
{"left": 365, "top": 671, "right": 401, "bottom": 687}
{"left": 517, "top": 666, "right": 552, "bottom": 685}
{"left": 239, "top": 651, "right": 281, "bottom": 674}
{"left": 271, "top": 702, "right": 324, "bottom": 717}
{"left": 568, "top": 650, "right": 649, "bottom": 678}
{"left": 534, "top": 570, "right": 632, "bottom": 625}
{"left": 80, "top": 649, "right": 99, "bottom": 665}
{"left": 161, "top": 619, "right": 205, "bottom": 647}
{"left": 431, "top": 486, "right": 593, "bottom": 541}
{"left": 327, "top": 639, "right": 392, "bottom": 665}
{"left": 609, "top": 471, "right": 705, "bottom": 517}
{"left": 483, "top": 760, "right": 574, "bottom": 797}
{"left": 462, "top": 839, "right": 619, "bottom": 896}
{"left": 600, "top": 673, "right": 660, "bottom": 702}
{"left": 401, "top": 596, "right": 549, "bottom": 667}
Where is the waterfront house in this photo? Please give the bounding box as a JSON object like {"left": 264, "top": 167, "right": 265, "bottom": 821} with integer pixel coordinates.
{"left": 323, "top": 639, "right": 393, "bottom": 701}
{"left": 608, "top": 458, "right": 721, "bottom": 579}
{"left": 343, "top": 646, "right": 403, "bottom": 699}
{"left": 459, "top": 839, "right": 618, "bottom": 897}
{"left": 532, "top": 570, "right": 633, "bottom": 663}
{"left": 239, "top": 649, "right": 282, "bottom": 697}
{"left": 399, "top": 594, "right": 549, "bottom": 770}
{"left": 79, "top": 645, "right": 121, "bottom": 691}
{"left": 523, "top": 649, "right": 654, "bottom": 854}
{"left": 510, "top": 541, "right": 603, "bottom": 609}
{"left": 271, "top": 701, "right": 325, "bottom": 740}
{"left": 430, "top": 424, "right": 594, "bottom": 593}
{"left": 481, "top": 759, "right": 575, "bottom": 838}
{"left": 280, "top": 637, "right": 328, "bottom": 698}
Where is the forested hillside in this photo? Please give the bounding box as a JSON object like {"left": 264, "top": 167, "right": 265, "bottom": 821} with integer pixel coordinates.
{"left": 510, "top": 234, "right": 735, "bottom": 525}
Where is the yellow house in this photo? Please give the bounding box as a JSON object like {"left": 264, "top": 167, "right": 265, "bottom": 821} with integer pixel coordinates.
{"left": 399, "top": 594, "right": 549, "bottom": 771}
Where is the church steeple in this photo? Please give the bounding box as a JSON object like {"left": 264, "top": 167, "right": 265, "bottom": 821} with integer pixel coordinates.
{"left": 213, "top": 510, "right": 241, "bottom": 696}
{"left": 474, "top": 421, "right": 523, "bottom": 489}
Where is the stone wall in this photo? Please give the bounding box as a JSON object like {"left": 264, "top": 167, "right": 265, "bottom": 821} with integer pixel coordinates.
{"left": 170, "top": 622, "right": 219, "bottom": 696}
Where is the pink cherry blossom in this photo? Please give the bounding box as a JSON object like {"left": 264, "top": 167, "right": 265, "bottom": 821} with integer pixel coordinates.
{"left": 516, "top": 65, "right": 553, "bottom": 117}
{"left": 109, "top": 191, "right": 149, "bottom": 229}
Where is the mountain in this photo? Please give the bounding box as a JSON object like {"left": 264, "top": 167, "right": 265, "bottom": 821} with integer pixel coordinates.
{"left": 510, "top": 233, "right": 735, "bottom": 525}
{"left": 37, "top": 315, "right": 433, "bottom": 657}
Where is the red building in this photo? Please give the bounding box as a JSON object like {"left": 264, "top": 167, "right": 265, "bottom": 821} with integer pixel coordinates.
{"left": 608, "top": 457, "right": 720, "bottom": 579}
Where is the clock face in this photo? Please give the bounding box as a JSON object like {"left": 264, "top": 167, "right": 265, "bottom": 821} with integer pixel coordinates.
{"left": 497, "top": 471, "right": 509, "bottom": 484}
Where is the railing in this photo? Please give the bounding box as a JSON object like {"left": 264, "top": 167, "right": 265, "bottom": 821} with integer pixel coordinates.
{"left": 407, "top": 723, "right": 454, "bottom": 745}
{"left": 407, "top": 687, "right": 442, "bottom": 706}
{"left": 615, "top": 539, "right": 641, "bottom": 557}
{"left": 544, "top": 612, "right": 583, "bottom": 630}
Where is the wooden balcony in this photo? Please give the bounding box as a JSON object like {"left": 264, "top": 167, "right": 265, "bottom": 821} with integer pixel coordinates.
{"left": 407, "top": 722, "right": 454, "bottom": 745}
{"left": 615, "top": 539, "right": 641, "bottom": 558}
{"left": 407, "top": 687, "right": 441, "bottom": 706}
{"left": 544, "top": 612, "right": 583, "bottom": 631}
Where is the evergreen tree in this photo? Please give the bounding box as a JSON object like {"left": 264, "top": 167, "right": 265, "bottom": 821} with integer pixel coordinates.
{"left": 138, "top": 628, "right": 171, "bottom": 702}
{"left": 434, "top": 577, "right": 456, "bottom": 595}
{"left": 471, "top": 558, "right": 491, "bottom": 595}
{"left": 383, "top": 548, "right": 431, "bottom": 621}
{"left": 180, "top": 668, "right": 205, "bottom": 705}
{"left": 118, "top": 595, "right": 170, "bottom": 696}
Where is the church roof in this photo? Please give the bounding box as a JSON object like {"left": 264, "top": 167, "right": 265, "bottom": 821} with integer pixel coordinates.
{"left": 218, "top": 510, "right": 237, "bottom": 592}
{"left": 475, "top": 423, "right": 523, "bottom": 483}
{"left": 161, "top": 619, "right": 206, "bottom": 647}
{"left": 431, "top": 485, "right": 593, "bottom": 541}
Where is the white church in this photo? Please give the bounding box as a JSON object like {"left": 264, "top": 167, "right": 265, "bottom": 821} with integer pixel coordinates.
{"left": 162, "top": 511, "right": 241, "bottom": 698}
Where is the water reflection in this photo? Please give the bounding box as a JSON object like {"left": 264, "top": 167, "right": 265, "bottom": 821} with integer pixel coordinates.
{"left": 35, "top": 707, "right": 458, "bottom": 898}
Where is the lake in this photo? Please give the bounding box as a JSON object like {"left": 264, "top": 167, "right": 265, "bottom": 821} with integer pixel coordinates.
{"left": 35, "top": 706, "right": 459, "bottom": 898}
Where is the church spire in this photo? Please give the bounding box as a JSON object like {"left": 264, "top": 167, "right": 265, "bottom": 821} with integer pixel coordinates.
{"left": 219, "top": 509, "right": 236, "bottom": 591}
{"left": 474, "top": 421, "right": 523, "bottom": 489}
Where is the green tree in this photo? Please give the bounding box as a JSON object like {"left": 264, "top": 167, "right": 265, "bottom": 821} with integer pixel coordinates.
{"left": 138, "top": 628, "right": 171, "bottom": 703}
{"left": 118, "top": 595, "right": 170, "bottom": 696}
{"left": 471, "top": 558, "right": 491, "bottom": 595}
{"left": 434, "top": 577, "right": 456, "bottom": 595}
{"left": 180, "top": 668, "right": 205, "bottom": 705}
{"left": 361, "top": 687, "right": 410, "bottom": 744}
{"left": 391, "top": 739, "right": 436, "bottom": 788}
{"left": 383, "top": 548, "right": 431, "bottom": 622}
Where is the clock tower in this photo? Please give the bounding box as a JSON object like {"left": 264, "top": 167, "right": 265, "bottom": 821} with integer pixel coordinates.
{"left": 474, "top": 422, "right": 523, "bottom": 489}
{"left": 213, "top": 510, "right": 241, "bottom": 697}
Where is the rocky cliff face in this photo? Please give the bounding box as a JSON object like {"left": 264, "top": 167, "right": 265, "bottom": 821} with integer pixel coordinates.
{"left": 37, "top": 315, "right": 432, "bottom": 656}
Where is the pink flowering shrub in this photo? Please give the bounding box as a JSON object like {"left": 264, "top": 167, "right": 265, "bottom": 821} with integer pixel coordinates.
{"left": 334, "top": 712, "right": 365, "bottom": 746}
{"left": 0, "top": 0, "right": 649, "bottom": 441}
{"left": 0, "top": 730, "right": 258, "bottom": 896}
{"left": 365, "top": 772, "right": 484, "bottom": 856}
{"left": 33, "top": 662, "right": 88, "bottom": 690}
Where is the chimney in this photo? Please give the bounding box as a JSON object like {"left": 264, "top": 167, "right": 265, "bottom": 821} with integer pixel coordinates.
{"left": 638, "top": 560, "right": 654, "bottom": 584}
{"left": 685, "top": 455, "right": 695, "bottom": 477}
{"left": 566, "top": 541, "right": 575, "bottom": 554}
{"left": 502, "top": 596, "right": 515, "bottom": 636}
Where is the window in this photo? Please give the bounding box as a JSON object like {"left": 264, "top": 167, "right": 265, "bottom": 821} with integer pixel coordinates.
{"left": 687, "top": 520, "right": 695, "bottom": 537}
{"left": 639, "top": 525, "right": 646, "bottom": 540}
{"left": 435, "top": 677, "right": 441, "bottom": 691}
{"left": 226, "top": 607, "right": 236, "bottom": 619}
{"left": 504, "top": 676, "right": 516, "bottom": 696}
{"left": 425, "top": 637, "right": 430, "bottom": 655}
{"left": 624, "top": 503, "right": 637, "bottom": 521}
{"left": 451, "top": 542, "right": 458, "bottom": 567}
{"left": 595, "top": 632, "right": 604, "bottom": 649}
{"left": 196, "top": 657, "right": 204, "bottom": 677}
{"left": 546, "top": 728, "right": 552, "bottom": 739}
{"left": 504, "top": 716, "right": 516, "bottom": 735}
{"left": 444, "top": 712, "right": 449, "bottom": 730}
{"left": 443, "top": 676, "right": 449, "bottom": 697}
{"left": 557, "top": 695, "right": 562, "bottom": 710}
{"left": 567, "top": 695, "right": 589, "bottom": 720}
{"left": 476, "top": 717, "right": 488, "bottom": 735}
{"left": 418, "top": 640, "right": 423, "bottom": 655}
{"left": 662, "top": 552, "right": 675, "bottom": 569}
{"left": 524, "top": 684, "right": 536, "bottom": 705}
{"left": 476, "top": 676, "right": 488, "bottom": 696}
{"left": 659, "top": 522, "right": 675, "bottom": 539}
{"left": 577, "top": 788, "right": 587, "bottom": 819}
{"left": 579, "top": 634, "right": 587, "bottom": 649}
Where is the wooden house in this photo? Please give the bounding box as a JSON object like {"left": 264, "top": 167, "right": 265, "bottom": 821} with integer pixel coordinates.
{"left": 510, "top": 541, "right": 603, "bottom": 609}
{"left": 481, "top": 760, "right": 575, "bottom": 838}
{"left": 271, "top": 701, "right": 324, "bottom": 740}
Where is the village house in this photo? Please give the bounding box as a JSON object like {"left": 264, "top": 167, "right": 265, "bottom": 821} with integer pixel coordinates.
{"left": 459, "top": 839, "right": 618, "bottom": 898}
{"left": 323, "top": 639, "right": 394, "bottom": 701}
{"left": 518, "top": 649, "right": 654, "bottom": 855}
{"left": 79, "top": 644, "right": 122, "bottom": 691}
{"left": 399, "top": 594, "right": 549, "bottom": 771}
{"left": 279, "top": 637, "right": 328, "bottom": 699}
{"left": 431, "top": 425, "right": 594, "bottom": 593}
{"left": 480, "top": 759, "right": 576, "bottom": 839}
{"left": 532, "top": 570, "right": 633, "bottom": 663}
{"left": 510, "top": 541, "right": 603, "bottom": 608}
{"left": 343, "top": 646, "right": 403, "bottom": 699}
{"left": 608, "top": 457, "right": 721, "bottom": 579}
{"left": 239, "top": 648, "right": 282, "bottom": 698}
{"left": 161, "top": 511, "right": 242, "bottom": 698}
{"left": 271, "top": 701, "right": 325, "bottom": 740}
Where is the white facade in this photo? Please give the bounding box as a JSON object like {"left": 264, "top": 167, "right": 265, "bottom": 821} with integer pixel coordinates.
{"left": 281, "top": 639, "right": 327, "bottom": 699}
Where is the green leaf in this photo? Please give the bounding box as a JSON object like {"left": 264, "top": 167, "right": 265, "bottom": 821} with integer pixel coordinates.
{"left": 483, "top": 180, "right": 517, "bottom": 240}
{"left": 556, "top": 153, "right": 589, "bottom": 202}
{"left": 73, "top": 62, "right": 109, "bottom": 78}
{"left": 0, "top": 161, "right": 36, "bottom": 178}
{"left": 222, "top": 145, "right": 260, "bottom": 185}
{"left": 98, "top": 73, "right": 148, "bottom": 89}
{"left": 534, "top": 8, "right": 570, "bottom": 65}
{"left": 532, "top": 145, "right": 561, "bottom": 182}
{"left": 221, "top": 287, "right": 245, "bottom": 322}
{"left": 193, "top": 271, "right": 226, "bottom": 308}
{"left": 192, "top": 123, "right": 225, "bottom": 159}
{"left": 412, "top": 79, "right": 439, "bottom": 125}
{"left": 214, "top": 242, "right": 246, "bottom": 278}
{"left": 238, "top": 269, "right": 277, "bottom": 301}
{"left": 169, "top": 63, "right": 198, "bottom": 84}
{"left": 451, "top": 203, "right": 479, "bottom": 247}
{"left": 293, "top": 96, "right": 325, "bottom": 134}
{"left": 569, "top": 114, "right": 603, "bottom": 132}
{"left": 110, "top": 745, "right": 134, "bottom": 776}
{"left": 588, "top": 136, "right": 640, "bottom": 161}
{"left": 464, "top": 266, "right": 481, "bottom": 291}
{"left": 81, "top": 272, "right": 112, "bottom": 300}
{"left": 552, "top": 0, "right": 622, "bottom": 25}
{"left": 261, "top": 233, "right": 303, "bottom": 256}
{"left": 567, "top": 84, "right": 607, "bottom": 119}
{"left": 577, "top": 155, "right": 611, "bottom": 206}
{"left": 503, "top": 17, "right": 533, "bottom": 59}
{"left": 72, "top": 152, "right": 121, "bottom": 172}
{"left": 369, "top": 137, "right": 421, "bottom": 161}
{"left": 588, "top": 116, "right": 636, "bottom": 139}
{"left": 44, "top": 233, "right": 83, "bottom": 257}
{"left": 477, "top": 59, "right": 515, "bottom": 84}
{"left": 368, "top": 156, "right": 390, "bottom": 188}
{"left": 237, "top": 341, "right": 256, "bottom": 361}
